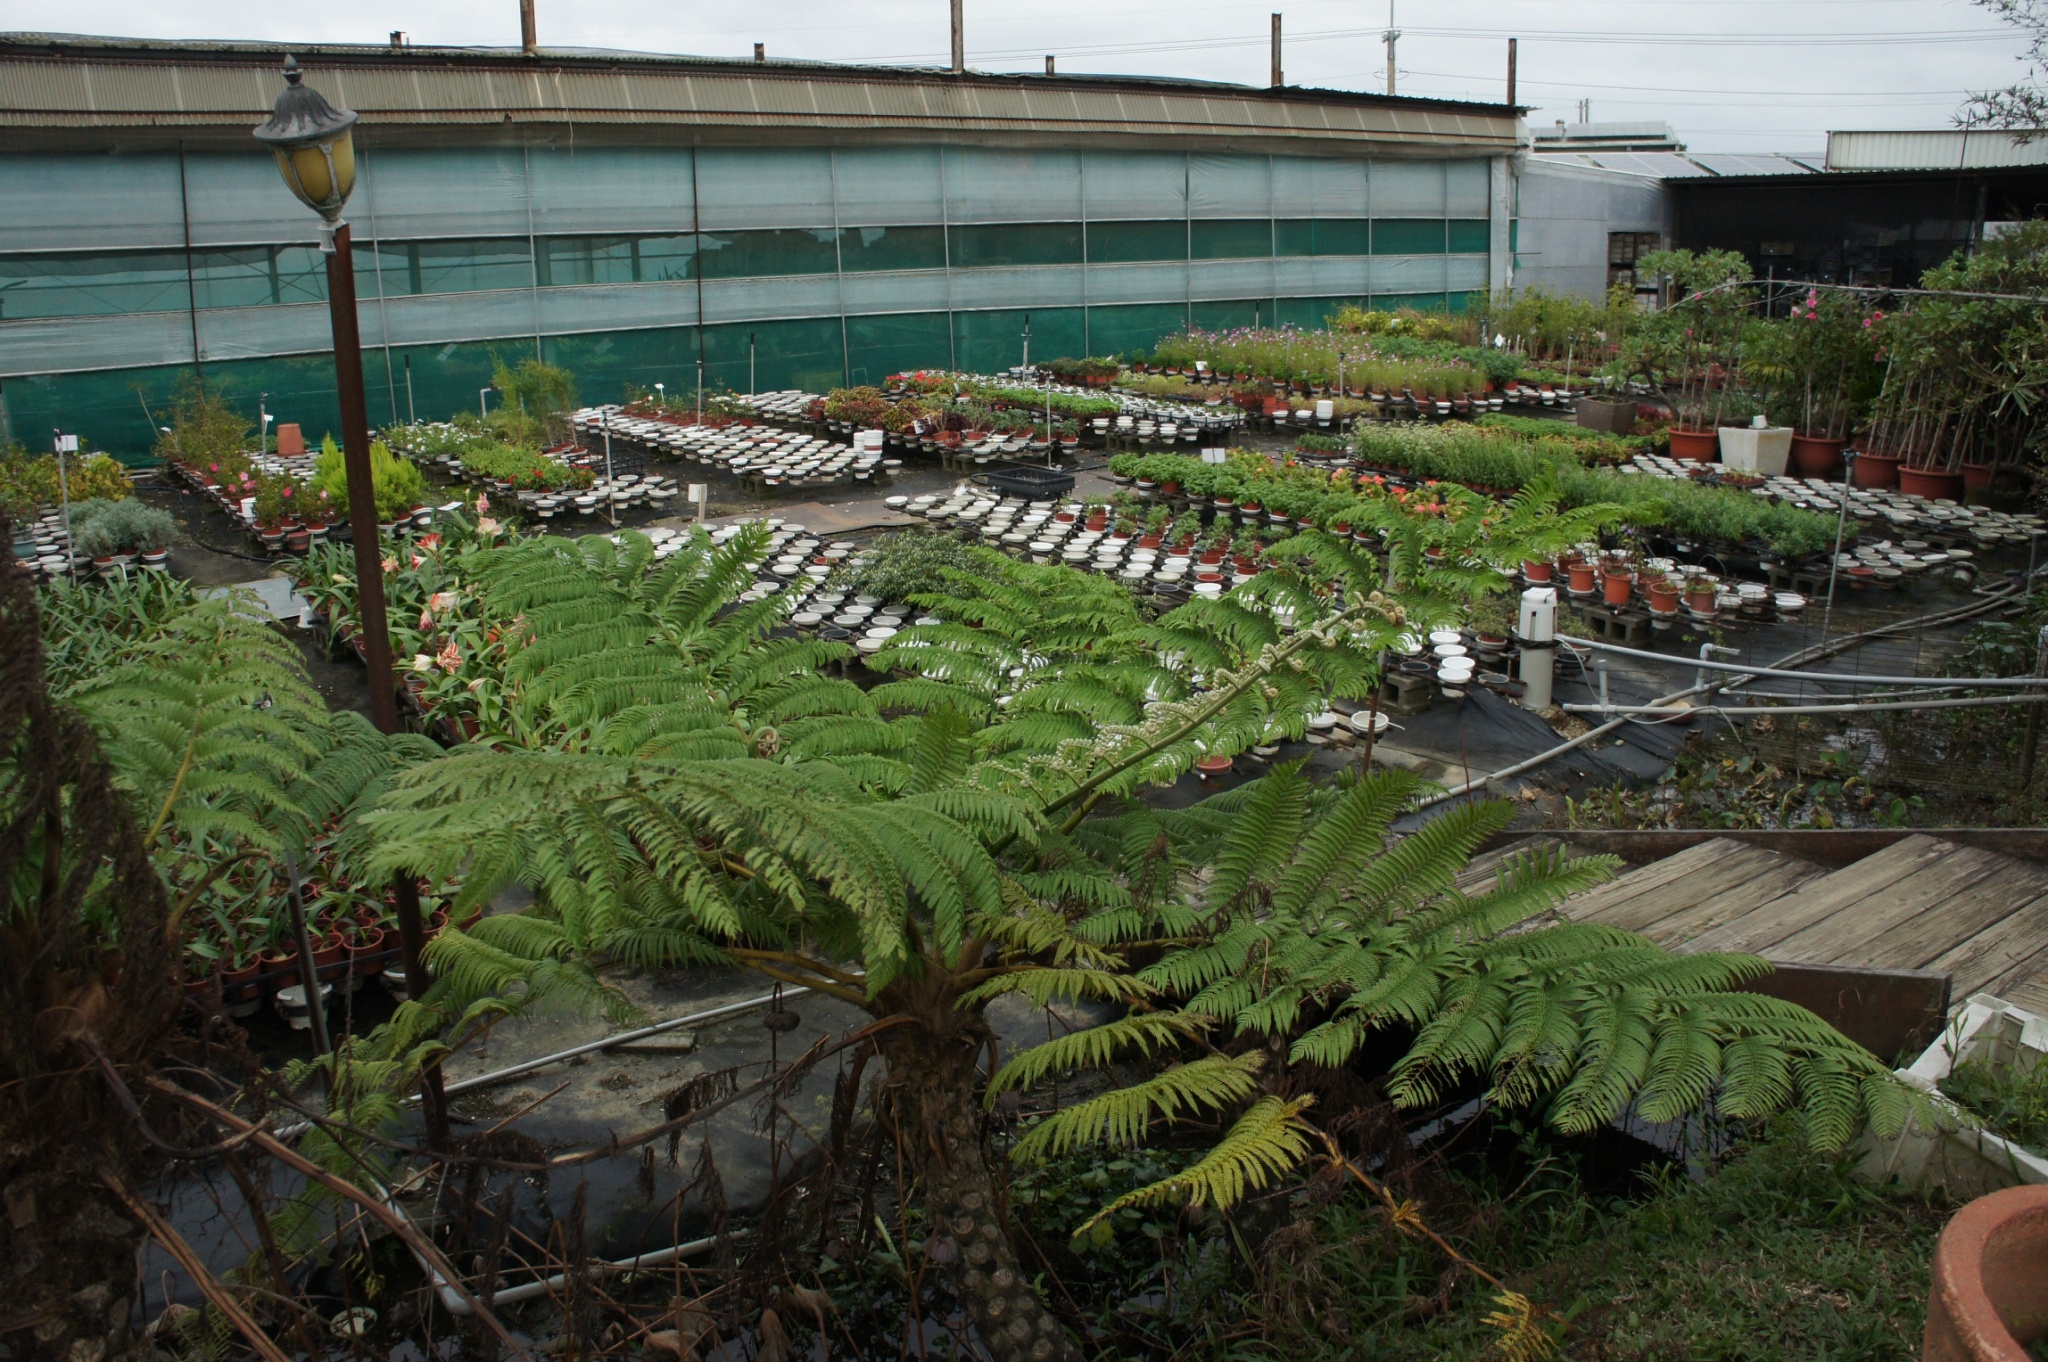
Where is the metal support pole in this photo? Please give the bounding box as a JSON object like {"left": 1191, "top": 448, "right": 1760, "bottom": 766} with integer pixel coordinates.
{"left": 520, "top": 0, "right": 537, "bottom": 54}
{"left": 322, "top": 219, "right": 449, "bottom": 1150}
{"left": 2022, "top": 624, "right": 2048, "bottom": 788}
{"left": 951, "top": 0, "right": 964, "bottom": 73}
{"left": 749, "top": 332, "right": 757, "bottom": 397}
{"left": 1507, "top": 37, "right": 1517, "bottom": 105}
{"left": 1819, "top": 448, "right": 1857, "bottom": 647}
{"left": 602, "top": 408, "right": 617, "bottom": 529}
{"left": 1270, "top": 13, "right": 1283, "bottom": 87}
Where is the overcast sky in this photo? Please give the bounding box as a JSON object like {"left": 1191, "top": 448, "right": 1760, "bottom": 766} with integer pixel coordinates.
{"left": 0, "top": 0, "right": 2034, "bottom": 153}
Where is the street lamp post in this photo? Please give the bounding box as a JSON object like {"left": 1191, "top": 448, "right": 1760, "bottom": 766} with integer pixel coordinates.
{"left": 256, "top": 56, "right": 448, "bottom": 1146}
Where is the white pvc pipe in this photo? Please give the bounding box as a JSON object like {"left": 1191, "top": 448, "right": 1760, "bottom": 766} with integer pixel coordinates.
{"left": 1563, "top": 693, "right": 2048, "bottom": 718}
{"left": 274, "top": 990, "right": 809, "bottom": 1141}
{"left": 443, "top": 990, "right": 807, "bottom": 1098}
{"left": 1567, "top": 636, "right": 2048, "bottom": 688}
{"left": 380, "top": 1184, "right": 725, "bottom": 1316}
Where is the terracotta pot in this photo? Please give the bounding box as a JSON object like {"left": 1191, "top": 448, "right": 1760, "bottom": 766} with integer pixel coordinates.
{"left": 1964, "top": 461, "right": 1997, "bottom": 491}
{"left": 1567, "top": 562, "right": 1598, "bottom": 593}
{"left": 1901, "top": 466, "right": 1965, "bottom": 500}
{"left": 1668, "top": 427, "right": 1719, "bottom": 462}
{"left": 1648, "top": 581, "right": 1681, "bottom": 613}
{"left": 1924, "top": 1184, "right": 2048, "bottom": 1362}
{"left": 1854, "top": 450, "right": 1904, "bottom": 489}
{"left": 348, "top": 926, "right": 390, "bottom": 976}
{"left": 1522, "top": 559, "right": 1554, "bottom": 583}
{"left": 1602, "top": 571, "right": 1635, "bottom": 607}
{"left": 221, "top": 958, "right": 263, "bottom": 1003}
{"left": 1790, "top": 434, "right": 1848, "bottom": 477}
{"left": 313, "top": 930, "right": 350, "bottom": 984}
{"left": 257, "top": 949, "right": 295, "bottom": 994}
{"left": 1194, "top": 755, "right": 1234, "bottom": 781}
{"left": 1847, "top": 564, "right": 1877, "bottom": 589}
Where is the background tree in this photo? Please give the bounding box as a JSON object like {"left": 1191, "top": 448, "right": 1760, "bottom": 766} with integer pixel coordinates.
{"left": 1966, "top": 0, "right": 2048, "bottom": 135}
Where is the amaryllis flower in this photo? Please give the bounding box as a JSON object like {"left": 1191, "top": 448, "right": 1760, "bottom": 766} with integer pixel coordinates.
{"left": 381, "top": 556, "right": 399, "bottom": 573}
{"left": 475, "top": 494, "right": 491, "bottom": 514}
{"left": 419, "top": 609, "right": 435, "bottom": 630}
{"left": 411, "top": 653, "right": 433, "bottom": 672}
{"left": 477, "top": 516, "right": 502, "bottom": 536}
{"left": 435, "top": 641, "right": 461, "bottom": 673}
{"left": 419, "top": 533, "right": 442, "bottom": 551}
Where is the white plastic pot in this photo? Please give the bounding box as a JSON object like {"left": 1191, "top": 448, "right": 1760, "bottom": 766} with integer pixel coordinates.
{"left": 1857, "top": 993, "right": 2048, "bottom": 1199}
{"left": 1718, "top": 424, "right": 1793, "bottom": 475}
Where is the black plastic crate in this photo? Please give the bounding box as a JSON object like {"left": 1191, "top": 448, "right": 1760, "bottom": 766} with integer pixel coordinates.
{"left": 982, "top": 463, "right": 1075, "bottom": 499}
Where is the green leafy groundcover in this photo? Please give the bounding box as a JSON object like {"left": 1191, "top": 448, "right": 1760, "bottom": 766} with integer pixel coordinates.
{"left": 1353, "top": 423, "right": 1846, "bottom": 558}
{"left": 1017, "top": 1120, "right": 1946, "bottom": 1360}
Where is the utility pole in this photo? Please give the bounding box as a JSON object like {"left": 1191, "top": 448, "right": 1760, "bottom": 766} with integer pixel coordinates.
{"left": 951, "top": 0, "right": 964, "bottom": 73}
{"left": 1383, "top": 0, "right": 1399, "bottom": 96}
{"left": 1270, "top": 13, "right": 1283, "bottom": 88}
{"left": 1506, "top": 38, "right": 1517, "bottom": 106}
{"left": 520, "top": 0, "right": 537, "bottom": 55}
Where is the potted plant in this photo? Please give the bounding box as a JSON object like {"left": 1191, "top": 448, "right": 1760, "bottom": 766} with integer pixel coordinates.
{"left": 1750, "top": 288, "right": 1880, "bottom": 477}
{"left": 1612, "top": 248, "right": 1755, "bottom": 460}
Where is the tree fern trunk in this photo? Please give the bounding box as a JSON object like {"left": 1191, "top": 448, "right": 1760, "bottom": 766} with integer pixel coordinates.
{"left": 878, "top": 1013, "right": 1079, "bottom": 1362}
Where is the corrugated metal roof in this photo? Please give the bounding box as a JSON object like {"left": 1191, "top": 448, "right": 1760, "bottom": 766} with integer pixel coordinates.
{"left": 1826, "top": 129, "right": 2048, "bottom": 171}
{"left": 0, "top": 33, "right": 1519, "bottom": 154}
{"left": 1684, "top": 152, "right": 1820, "bottom": 177}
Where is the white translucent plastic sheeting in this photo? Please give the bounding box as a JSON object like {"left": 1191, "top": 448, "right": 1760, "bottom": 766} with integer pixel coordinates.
{"left": 0, "top": 152, "right": 189, "bottom": 253}
{"left": 1082, "top": 260, "right": 1193, "bottom": 307}
{"left": 1271, "top": 157, "right": 1368, "bottom": 219}
{"left": 695, "top": 146, "right": 833, "bottom": 231}
{"left": 1189, "top": 258, "right": 1280, "bottom": 301}
{"left": 1189, "top": 154, "right": 1273, "bottom": 219}
{"left": 943, "top": 146, "right": 1083, "bottom": 224}
{"left": 831, "top": 146, "right": 944, "bottom": 227}
{"left": 1080, "top": 152, "right": 1189, "bottom": 221}
{"left": 1444, "top": 159, "right": 1491, "bottom": 218}
{"left": 945, "top": 263, "right": 1087, "bottom": 312}
{"left": 838, "top": 269, "right": 951, "bottom": 317}
{"left": 697, "top": 272, "right": 842, "bottom": 326}
{"left": 1370, "top": 159, "right": 1448, "bottom": 218}
{"left": 525, "top": 147, "right": 697, "bottom": 237}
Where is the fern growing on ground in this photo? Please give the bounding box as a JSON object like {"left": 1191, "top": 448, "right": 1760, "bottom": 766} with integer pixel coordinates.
{"left": 1001, "top": 766, "right": 1923, "bottom": 1233}
{"left": 319, "top": 517, "right": 1917, "bottom": 1362}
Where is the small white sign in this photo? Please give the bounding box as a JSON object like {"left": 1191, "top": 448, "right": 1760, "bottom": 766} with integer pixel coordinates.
{"left": 54, "top": 434, "right": 78, "bottom": 453}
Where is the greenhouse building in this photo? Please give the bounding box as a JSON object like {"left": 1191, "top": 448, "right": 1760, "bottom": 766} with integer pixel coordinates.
{"left": 0, "top": 34, "right": 1522, "bottom": 454}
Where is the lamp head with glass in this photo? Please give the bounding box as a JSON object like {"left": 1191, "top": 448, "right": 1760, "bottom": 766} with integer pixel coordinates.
{"left": 253, "top": 56, "right": 358, "bottom": 245}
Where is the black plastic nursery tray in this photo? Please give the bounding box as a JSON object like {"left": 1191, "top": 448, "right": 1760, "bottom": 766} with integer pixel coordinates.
{"left": 983, "top": 463, "right": 1076, "bottom": 499}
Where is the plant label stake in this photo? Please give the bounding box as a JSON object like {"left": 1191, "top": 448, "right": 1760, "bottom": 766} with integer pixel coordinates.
{"left": 52, "top": 430, "right": 77, "bottom": 583}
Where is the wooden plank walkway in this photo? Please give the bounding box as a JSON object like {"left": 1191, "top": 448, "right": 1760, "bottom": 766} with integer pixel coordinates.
{"left": 1467, "top": 833, "right": 2048, "bottom": 1017}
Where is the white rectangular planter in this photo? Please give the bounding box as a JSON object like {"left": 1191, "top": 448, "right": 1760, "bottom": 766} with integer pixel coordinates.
{"left": 1857, "top": 993, "right": 2048, "bottom": 1198}
{"left": 1718, "top": 425, "right": 1793, "bottom": 475}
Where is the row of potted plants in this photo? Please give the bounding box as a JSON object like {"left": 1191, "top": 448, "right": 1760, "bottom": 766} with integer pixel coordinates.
{"left": 1349, "top": 423, "right": 1845, "bottom": 559}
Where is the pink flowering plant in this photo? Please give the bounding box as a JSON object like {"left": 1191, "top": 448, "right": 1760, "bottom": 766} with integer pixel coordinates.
{"left": 1745, "top": 287, "right": 1882, "bottom": 439}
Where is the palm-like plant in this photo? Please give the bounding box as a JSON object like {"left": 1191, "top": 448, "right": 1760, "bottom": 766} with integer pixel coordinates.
{"left": 1010, "top": 766, "right": 1916, "bottom": 1241}
{"left": 342, "top": 519, "right": 1918, "bottom": 1362}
